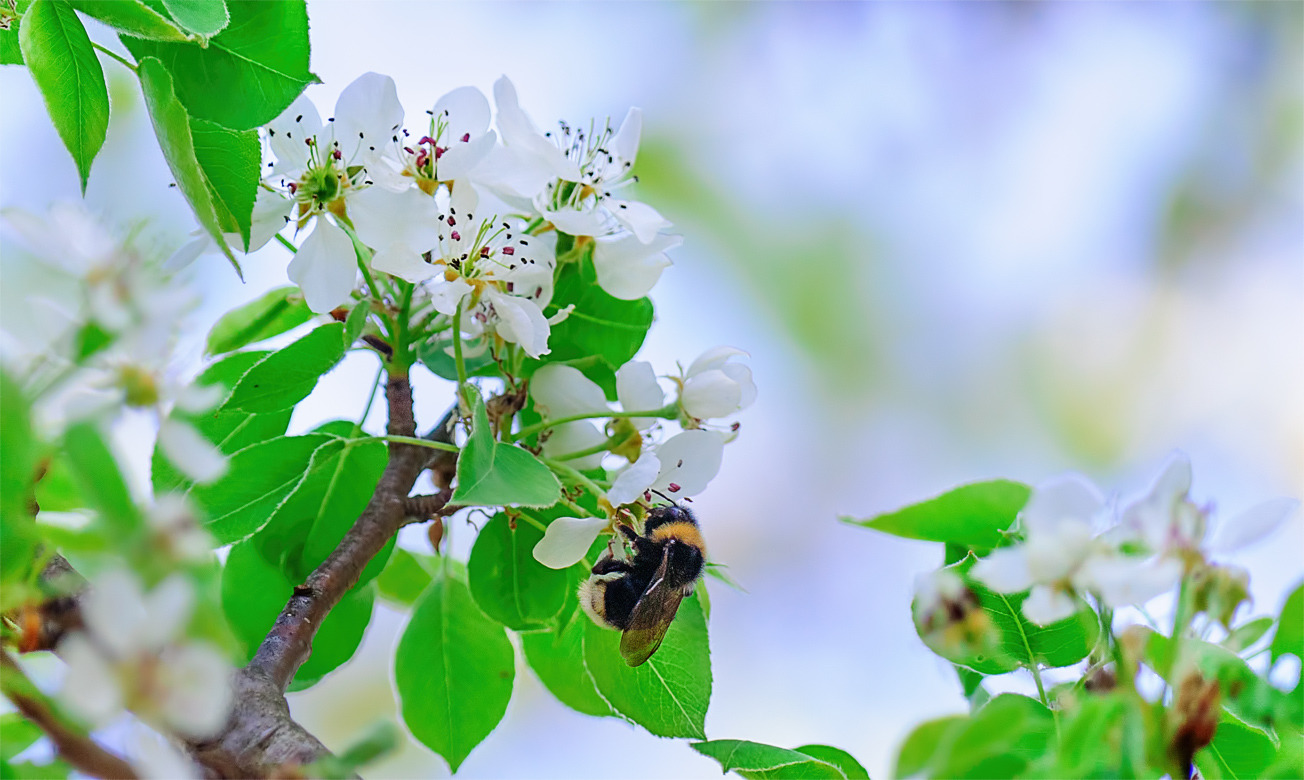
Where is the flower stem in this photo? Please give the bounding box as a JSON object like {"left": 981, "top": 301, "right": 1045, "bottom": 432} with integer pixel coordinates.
{"left": 91, "top": 42, "right": 136, "bottom": 72}
{"left": 554, "top": 436, "right": 623, "bottom": 462}
{"left": 275, "top": 234, "right": 298, "bottom": 253}
{"left": 452, "top": 300, "right": 469, "bottom": 401}
{"left": 510, "top": 405, "right": 677, "bottom": 442}
{"left": 354, "top": 364, "right": 385, "bottom": 434}
{"left": 543, "top": 458, "right": 609, "bottom": 497}
{"left": 367, "top": 435, "right": 460, "bottom": 454}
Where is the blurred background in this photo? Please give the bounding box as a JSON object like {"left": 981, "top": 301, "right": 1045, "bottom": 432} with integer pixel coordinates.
{"left": 2, "top": 2, "right": 1301, "bottom": 778}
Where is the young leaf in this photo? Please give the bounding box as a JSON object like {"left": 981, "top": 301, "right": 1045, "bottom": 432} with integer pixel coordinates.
{"left": 917, "top": 553, "right": 1098, "bottom": 674}
{"left": 190, "top": 117, "right": 258, "bottom": 248}
{"left": 227, "top": 322, "right": 347, "bottom": 413}
{"left": 395, "top": 566, "right": 514, "bottom": 773}
{"left": 1271, "top": 581, "right": 1302, "bottom": 669}
{"left": 690, "top": 740, "right": 845, "bottom": 779}
{"left": 18, "top": 0, "right": 108, "bottom": 192}
{"left": 205, "top": 287, "right": 313, "bottom": 355}
{"left": 186, "top": 433, "right": 333, "bottom": 545}
{"left": 137, "top": 57, "right": 239, "bottom": 272}
{"left": 151, "top": 350, "right": 293, "bottom": 495}
{"left": 343, "top": 301, "right": 369, "bottom": 348}
{"left": 375, "top": 547, "right": 436, "bottom": 608}
{"left": 468, "top": 512, "right": 568, "bottom": 630}
{"left": 583, "top": 592, "right": 711, "bottom": 739}
{"left": 794, "top": 745, "right": 870, "bottom": 780}
{"left": 451, "top": 390, "right": 561, "bottom": 508}
{"left": 894, "top": 716, "right": 966, "bottom": 778}
{"left": 220, "top": 538, "right": 374, "bottom": 689}
{"left": 121, "top": 0, "right": 315, "bottom": 130}
{"left": 69, "top": 1, "right": 187, "bottom": 41}
{"left": 842, "top": 480, "right": 1031, "bottom": 555}
{"left": 160, "top": 0, "right": 228, "bottom": 37}
{"left": 1194, "top": 711, "right": 1277, "bottom": 780}
{"left": 522, "top": 588, "right": 614, "bottom": 718}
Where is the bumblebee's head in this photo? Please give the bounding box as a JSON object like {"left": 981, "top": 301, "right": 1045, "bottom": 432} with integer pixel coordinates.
{"left": 644, "top": 504, "right": 697, "bottom": 533}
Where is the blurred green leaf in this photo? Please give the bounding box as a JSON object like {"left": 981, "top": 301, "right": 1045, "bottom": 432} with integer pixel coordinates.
{"left": 1194, "top": 711, "right": 1277, "bottom": 780}
{"left": 690, "top": 740, "right": 846, "bottom": 779}
{"left": 63, "top": 421, "right": 141, "bottom": 536}
{"left": 187, "top": 433, "right": 331, "bottom": 544}
{"left": 583, "top": 591, "right": 710, "bottom": 738}
{"left": 1263, "top": 729, "right": 1302, "bottom": 779}
{"left": 395, "top": 565, "right": 514, "bottom": 773}
{"left": 375, "top": 547, "right": 436, "bottom": 608}
{"left": 160, "top": 0, "right": 228, "bottom": 37}
{"left": 122, "top": 0, "right": 315, "bottom": 130}
{"left": 306, "top": 721, "right": 401, "bottom": 779}
{"left": 895, "top": 716, "right": 966, "bottom": 778}
{"left": 227, "top": 322, "right": 346, "bottom": 413}
{"left": 152, "top": 350, "right": 293, "bottom": 495}
{"left": 137, "top": 56, "right": 239, "bottom": 272}
{"left": 451, "top": 390, "right": 561, "bottom": 508}
{"left": 468, "top": 512, "right": 568, "bottom": 631}
{"left": 69, "top": 1, "right": 187, "bottom": 41}
{"left": 1224, "top": 616, "right": 1274, "bottom": 654}
{"left": 0, "top": 713, "right": 42, "bottom": 761}
{"left": 931, "top": 694, "right": 1054, "bottom": 779}
{"left": 206, "top": 288, "right": 312, "bottom": 356}
{"left": 793, "top": 745, "right": 870, "bottom": 779}
{"left": 0, "top": 370, "right": 38, "bottom": 582}
{"left": 1271, "top": 581, "right": 1302, "bottom": 670}
{"left": 842, "top": 480, "right": 1030, "bottom": 555}
{"left": 18, "top": 0, "right": 107, "bottom": 192}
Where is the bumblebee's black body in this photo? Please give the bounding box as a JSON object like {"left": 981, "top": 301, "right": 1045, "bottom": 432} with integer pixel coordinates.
{"left": 579, "top": 505, "right": 706, "bottom": 666}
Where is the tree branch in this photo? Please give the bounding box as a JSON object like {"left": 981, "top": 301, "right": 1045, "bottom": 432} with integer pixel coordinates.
{"left": 1, "top": 650, "right": 138, "bottom": 779}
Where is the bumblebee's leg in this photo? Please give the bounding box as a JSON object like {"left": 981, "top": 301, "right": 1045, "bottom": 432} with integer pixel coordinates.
{"left": 614, "top": 523, "right": 639, "bottom": 542}
{"left": 591, "top": 556, "right": 634, "bottom": 576}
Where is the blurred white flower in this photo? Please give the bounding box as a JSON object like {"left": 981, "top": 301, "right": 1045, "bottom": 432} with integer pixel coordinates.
{"left": 157, "top": 419, "right": 227, "bottom": 484}
{"left": 147, "top": 495, "right": 214, "bottom": 562}
{"left": 165, "top": 188, "right": 293, "bottom": 270}
{"left": 680, "top": 347, "right": 757, "bottom": 421}
{"left": 132, "top": 731, "right": 200, "bottom": 780}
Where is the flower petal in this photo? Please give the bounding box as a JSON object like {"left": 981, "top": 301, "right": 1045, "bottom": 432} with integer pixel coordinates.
{"left": 349, "top": 186, "right": 441, "bottom": 253}
{"left": 649, "top": 429, "right": 724, "bottom": 497}
{"left": 84, "top": 569, "right": 147, "bottom": 657}
{"left": 1021, "top": 473, "right": 1105, "bottom": 537}
{"left": 493, "top": 76, "right": 580, "bottom": 181}
{"left": 433, "top": 85, "right": 492, "bottom": 141}
{"left": 611, "top": 107, "right": 642, "bottom": 167}
{"left": 372, "top": 242, "right": 438, "bottom": 284}
{"left": 333, "top": 72, "right": 403, "bottom": 162}
{"left": 484, "top": 289, "right": 550, "bottom": 358}
{"left": 531, "top": 364, "right": 608, "bottom": 418}
{"left": 430, "top": 277, "right": 473, "bottom": 315}
{"left": 591, "top": 232, "right": 679, "bottom": 300}
{"left": 140, "top": 574, "right": 196, "bottom": 650}
{"left": 616, "top": 360, "right": 664, "bottom": 429}
{"left": 722, "top": 362, "right": 758, "bottom": 410}
{"left": 687, "top": 345, "right": 749, "bottom": 378}
{"left": 608, "top": 453, "right": 661, "bottom": 506}
{"left": 1209, "top": 497, "right": 1299, "bottom": 554}
{"left": 438, "top": 129, "right": 497, "bottom": 181}
{"left": 681, "top": 369, "right": 743, "bottom": 420}
{"left": 157, "top": 644, "right": 233, "bottom": 738}
{"left": 1022, "top": 585, "right": 1078, "bottom": 625}
{"left": 541, "top": 421, "right": 607, "bottom": 471}
{"left": 533, "top": 516, "right": 608, "bottom": 569}
{"left": 969, "top": 547, "right": 1034, "bottom": 594}
{"left": 1077, "top": 555, "right": 1181, "bottom": 609}
{"left": 287, "top": 219, "right": 357, "bottom": 313}
{"left": 608, "top": 198, "right": 672, "bottom": 244}
{"left": 59, "top": 634, "right": 123, "bottom": 724}
{"left": 268, "top": 94, "right": 322, "bottom": 174}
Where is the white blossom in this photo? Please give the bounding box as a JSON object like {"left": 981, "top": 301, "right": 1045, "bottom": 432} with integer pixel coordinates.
{"left": 681, "top": 346, "right": 757, "bottom": 421}
{"left": 533, "top": 516, "right": 609, "bottom": 569}
{"left": 615, "top": 360, "right": 666, "bottom": 430}
{"left": 531, "top": 364, "right": 608, "bottom": 468}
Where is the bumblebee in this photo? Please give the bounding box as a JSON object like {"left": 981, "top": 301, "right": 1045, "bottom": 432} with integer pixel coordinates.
{"left": 578, "top": 504, "right": 706, "bottom": 667}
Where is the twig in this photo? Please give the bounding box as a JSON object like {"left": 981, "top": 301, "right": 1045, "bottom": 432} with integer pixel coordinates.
{"left": 1, "top": 650, "right": 139, "bottom": 779}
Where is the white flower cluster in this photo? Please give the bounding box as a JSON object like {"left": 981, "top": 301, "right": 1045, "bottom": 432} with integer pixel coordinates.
{"left": 245, "top": 73, "right": 680, "bottom": 359}
{"left": 59, "top": 570, "right": 233, "bottom": 742}
{"left": 971, "top": 454, "right": 1298, "bottom": 625}
{"left": 0, "top": 205, "right": 227, "bottom": 484}
{"left": 530, "top": 347, "right": 756, "bottom": 569}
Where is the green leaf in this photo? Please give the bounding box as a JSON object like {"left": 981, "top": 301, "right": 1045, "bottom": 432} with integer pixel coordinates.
{"left": 929, "top": 694, "right": 1054, "bottom": 779}
{"left": 151, "top": 351, "right": 293, "bottom": 495}
{"left": 63, "top": 421, "right": 142, "bottom": 536}
{"left": 18, "top": 0, "right": 107, "bottom": 192}
{"left": 916, "top": 554, "right": 1099, "bottom": 674}
{"left": 187, "top": 433, "right": 331, "bottom": 544}
{"left": 396, "top": 566, "right": 514, "bottom": 773}
{"left": 451, "top": 390, "right": 561, "bottom": 508}
{"left": 290, "top": 436, "right": 392, "bottom": 588}
{"left": 376, "top": 547, "right": 437, "bottom": 608}
{"left": 160, "top": 0, "right": 228, "bottom": 37}
{"left": 0, "top": 713, "right": 42, "bottom": 762}
{"left": 220, "top": 538, "right": 373, "bottom": 688}
{"left": 1271, "top": 581, "right": 1302, "bottom": 669}
{"left": 793, "top": 745, "right": 870, "bottom": 779}
{"left": 137, "top": 56, "right": 239, "bottom": 273}
{"left": 206, "top": 288, "right": 312, "bottom": 356}
{"left": 895, "top": 716, "right": 967, "bottom": 778}
{"left": 1, "top": 5, "right": 26, "bottom": 65}
{"left": 1224, "top": 616, "right": 1275, "bottom": 654}
{"left": 532, "top": 257, "right": 654, "bottom": 392}
{"left": 121, "top": 0, "right": 315, "bottom": 130}
{"left": 343, "top": 301, "right": 369, "bottom": 348}
{"left": 468, "top": 512, "right": 568, "bottom": 630}
{"left": 416, "top": 335, "right": 498, "bottom": 381}
{"left": 227, "top": 323, "right": 346, "bottom": 413}
{"left": 1194, "top": 711, "right": 1278, "bottom": 780}
{"left": 522, "top": 602, "right": 614, "bottom": 717}
{"left": 842, "top": 480, "right": 1030, "bottom": 555}
{"left": 1263, "top": 730, "right": 1302, "bottom": 779}
{"left": 583, "top": 591, "right": 711, "bottom": 738}
{"left": 69, "top": 1, "right": 187, "bottom": 41}
{"left": 0, "top": 369, "right": 37, "bottom": 569}
{"left": 691, "top": 740, "right": 846, "bottom": 779}
{"left": 189, "top": 117, "right": 258, "bottom": 248}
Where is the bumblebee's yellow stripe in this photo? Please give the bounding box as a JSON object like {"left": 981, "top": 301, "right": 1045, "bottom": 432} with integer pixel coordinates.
{"left": 649, "top": 521, "right": 705, "bottom": 554}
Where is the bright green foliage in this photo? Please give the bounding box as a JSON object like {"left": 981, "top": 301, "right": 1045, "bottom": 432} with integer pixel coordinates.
{"left": 0, "top": 370, "right": 37, "bottom": 584}
{"left": 122, "top": 0, "right": 316, "bottom": 130}
{"left": 69, "top": 0, "right": 187, "bottom": 41}
{"left": 227, "top": 323, "right": 346, "bottom": 413}
{"left": 583, "top": 591, "right": 711, "bottom": 738}
{"left": 843, "top": 479, "right": 1030, "bottom": 555}
{"left": 189, "top": 117, "right": 258, "bottom": 248}
{"left": 18, "top": 0, "right": 107, "bottom": 192}
{"left": 395, "top": 565, "right": 514, "bottom": 772}
{"left": 305, "top": 721, "right": 402, "bottom": 780}
{"left": 1027, "top": 692, "right": 1155, "bottom": 778}
{"left": 376, "top": 548, "right": 437, "bottom": 607}
{"left": 137, "top": 57, "right": 239, "bottom": 270}
{"left": 206, "top": 289, "right": 311, "bottom": 355}
{"left": 896, "top": 694, "right": 1054, "bottom": 779}
{"left": 187, "top": 433, "right": 332, "bottom": 544}
{"left": 220, "top": 538, "right": 373, "bottom": 688}
{"left": 0, "top": 758, "right": 73, "bottom": 779}
{"left": 691, "top": 740, "right": 849, "bottom": 779}
{"left": 1271, "top": 581, "right": 1302, "bottom": 672}
{"left": 0, "top": 1, "right": 28, "bottom": 64}
{"left": 0, "top": 713, "right": 42, "bottom": 762}
{"left": 63, "top": 421, "right": 143, "bottom": 537}
{"left": 417, "top": 335, "right": 498, "bottom": 381}
{"left": 151, "top": 351, "right": 294, "bottom": 495}
{"left": 468, "top": 512, "right": 569, "bottom": 631}
{"left": 523, "top": 603, "right": 614, "bottom": 717}
{"left": 450, "top": 390, "right": 561, "bottom": 508}
{"left": 916, "top": 553, "right": 1098, "bottom": 674}
{"left": 533, "top": 257, "right": 654, "bottom": 398}
{"left": 791, "top": 745, "right": 870, "bottom": 779}
{"left": 1194, "top": 712, "right": 1278, "bottom": 780}
{"left": 160, "top": 0, "right": 228, "bottom": 37}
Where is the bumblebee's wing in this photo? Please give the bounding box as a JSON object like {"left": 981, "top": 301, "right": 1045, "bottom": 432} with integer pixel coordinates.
{"left": 619, "top": 546, "right": 687, "bottom": 667}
